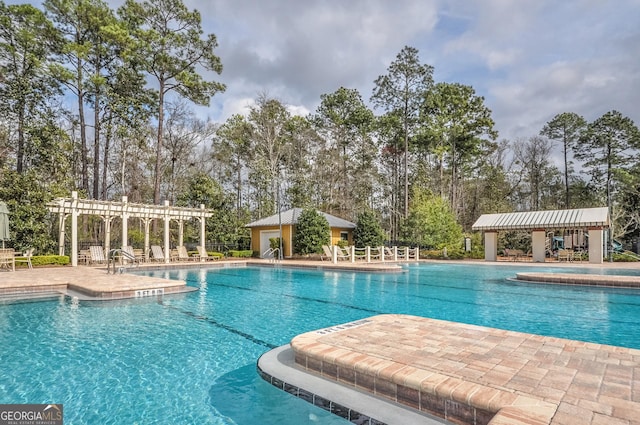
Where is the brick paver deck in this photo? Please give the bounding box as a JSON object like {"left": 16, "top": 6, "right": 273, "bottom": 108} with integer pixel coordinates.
{"left": 291, "top": 314, "right": 640, "bottom": 425}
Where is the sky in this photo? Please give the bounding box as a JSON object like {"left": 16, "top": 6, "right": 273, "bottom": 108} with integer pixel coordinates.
{"left": 9, "top": 0, "right": 640, "bottom": 143}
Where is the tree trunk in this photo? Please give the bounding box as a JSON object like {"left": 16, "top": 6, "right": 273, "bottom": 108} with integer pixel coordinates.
{"left": 77, "top": 57, "right": 89, "bottom": 194}
{"left": 16, "top": 106, "right": 24, "bottom": 173}
{"left": 154, "top": 84, "right": 165, "bottom": 205}
{"left": 93, "top": 91, "right": 100, "bottom": 199}
{"left": 102, "top": 111, "right": 111, "bottom": 200}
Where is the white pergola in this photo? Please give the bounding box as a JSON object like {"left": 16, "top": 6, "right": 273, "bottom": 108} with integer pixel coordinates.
{"left": 472, "top": 207, "right": 610, "bottom": 264}
{"left": 47, "top": 191, "right": 214, "bottom": 266}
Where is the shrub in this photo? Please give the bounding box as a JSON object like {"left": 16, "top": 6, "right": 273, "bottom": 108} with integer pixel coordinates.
{"left": 354, "top": 210, "right": 386, "bottom": 247}
{"left": 293, "top": 208, "right": 330, "bottom": 255}
{"left": 228, "top": 250, "right": 252, "bottom": 258}
{"left": 14, "top": 255, "right": 70, "bottom": 267}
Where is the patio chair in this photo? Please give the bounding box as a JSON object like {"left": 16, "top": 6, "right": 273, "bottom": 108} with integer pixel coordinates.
{"left": 150, "top": 245, "right": 166, "bottom": 262}
{"left": 557, "top": 249, "right": 573, "bottom": 262}
{"left": 0, "top": 248, "right": 15, "bottom": 271}
{"left": 89, "top": 246, "right": 107, "bottom": 264}
{"left": 196, "top": 246, "right": 219, "bottom": 261}
{"left": 14, "top": 248, "right": 34, "bottom": 269}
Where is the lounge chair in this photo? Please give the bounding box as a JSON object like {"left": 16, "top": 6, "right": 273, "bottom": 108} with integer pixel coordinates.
{"left": 177, "top": 246, "right": 196, "bottom": 261}
{"left": 321, "top": 245, "right": 333, "bottom": 261}
{"left": 14, "top": 248, "right": 34, "bottom": 269}
{"left": 150, "top": 245, "right": 166, "bottom": 262}
{"left": 196, "top": 246, "right": 219, "bottom": 261}
{"left": 89, "top": 246, "right": 107, "bottom": 264}
{"left": 333, "top": 245, "right": 350, "bottom": 261}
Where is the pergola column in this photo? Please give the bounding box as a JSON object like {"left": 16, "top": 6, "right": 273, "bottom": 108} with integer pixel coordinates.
{"left": 588, "top": 226, "right": 604, "bottom": 264}
{"left": 484, "top": 231, "right": 498, "bottom": 261}
{"left": 71, "top": 191, "right": 78, "bottom": 267}
{"left": 199, "top": 204, "right": 206, "bottom": 254}
{"left": 531, "top": 229, "right": 546, "bottom": 262}
{"left": 121, "top": 196, "right": 129, "bottom": 251}
{"left": 58, "top": 213, "right": 67, "bottom": 256}
{"left": 103, "top": 216, "right": 114, "bottom": 257}
{"left": 143, "top": 218, "right": 151, "bottom": 262}
{"left": 163, "top": 200, "right": 170, "bottom": 264}
{"left": 177, "top": 219, "right": 184, "bottom": 248}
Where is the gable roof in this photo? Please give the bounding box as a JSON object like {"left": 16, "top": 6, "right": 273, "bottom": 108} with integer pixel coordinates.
{"left": 245, "top": 208, "right": 356, "bottom": 229}
{"left": 472, "top": 207, "right": 609, "bottom": 231}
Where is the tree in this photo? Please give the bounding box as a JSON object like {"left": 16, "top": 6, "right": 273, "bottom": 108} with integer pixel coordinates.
{"left": 371, "top": 46, "right": 434, "bottom": 221}
{"left": 313, "top": 87, "right": 376, "bottom": 219}
{"left": 293, "top": 208, "right": 330, "bottom": 255}
{"left": 0, "top": 2, "right": 60, "bottom": 174}
{"left": 576, "top": 110, "right": 640, "bottom": 208}
{"left": 353, "top": 209, "right": 386, "bottom": 248}
{"left": 119, "top": 0, "right": 225, "bottom": 204}
{"left": 213, "top": 114, "right": 252, "bottom": 214}
{"left": 540, "top": 112, "right": 586, "bottom": 208}
{"left": 401, "top": 187, "right": 462, "bottom": 249}
{"left": 45, "top": 0, "right": 105, "bottom": 193}
{"left": 512, "top": 136, "right": 561, "bottom": 210}
{"left": 420, "top": 82, "right": 497, "bottom": 216}
{"left": 0, "top": 170, "right": 64, "bottom": 253}
{"left": 246, "top": 94, "right": 292, "bottom": 216}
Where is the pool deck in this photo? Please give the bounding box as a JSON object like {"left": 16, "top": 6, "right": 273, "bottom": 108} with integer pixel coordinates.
{"left": 0, "top": 259, "right": 406, "bottom": 301}
{"left": 286, "top": 314, "right": 640, "bottom": 425}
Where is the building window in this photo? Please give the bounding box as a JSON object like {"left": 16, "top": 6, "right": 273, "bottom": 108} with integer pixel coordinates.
{"left": 340, "top": 232, "right": 349, "bottom": 241}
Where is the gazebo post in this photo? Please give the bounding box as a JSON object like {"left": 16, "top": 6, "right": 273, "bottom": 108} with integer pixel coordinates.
{"left": 531, "top": 229, "right": 546, "bottom": 262}
{"left": 484, "top": 231, "right": 498, "bottom": 261}
{"left": 588, "top": 226, "right": 604, "bottom": 264}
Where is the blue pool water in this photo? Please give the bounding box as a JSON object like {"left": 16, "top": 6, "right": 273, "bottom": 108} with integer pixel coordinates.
{"left": 1, "top": 263, "right": 640, "bottom": 424}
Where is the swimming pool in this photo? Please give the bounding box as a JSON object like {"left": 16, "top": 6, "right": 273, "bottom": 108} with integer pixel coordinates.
{"left": 1, "top": 263, "right": 639, "bottom": 424}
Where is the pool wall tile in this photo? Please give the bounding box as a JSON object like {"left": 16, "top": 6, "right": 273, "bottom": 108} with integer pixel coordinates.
{"left": 256, "top": 364, "right": 389, "bottom": 425}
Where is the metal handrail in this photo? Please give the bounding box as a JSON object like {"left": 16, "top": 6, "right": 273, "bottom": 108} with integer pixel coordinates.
{"left": 107, "top": 248, "right": 139, "bottom": 274}
{"left": 262, "top": 247, "right": 281, "bottom": 262}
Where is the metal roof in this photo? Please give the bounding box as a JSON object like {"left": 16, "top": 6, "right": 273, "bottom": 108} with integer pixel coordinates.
{"left": 245, "top": 208, "right": 356, "bottom": 229}
{"left": 472, "top": 207, "right": 610, "bottom": 231}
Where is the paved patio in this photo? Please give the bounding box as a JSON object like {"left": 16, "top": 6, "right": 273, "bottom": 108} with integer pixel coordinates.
{"left": 291, "top": 314, "right": 640, "bottom": 425}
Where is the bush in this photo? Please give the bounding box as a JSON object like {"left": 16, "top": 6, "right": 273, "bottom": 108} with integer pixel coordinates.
{"left": 228, "top": 250, "right": 253, "bottom": 258}
{"left": 14, "top": 255, "right": 70, "bottom": 267}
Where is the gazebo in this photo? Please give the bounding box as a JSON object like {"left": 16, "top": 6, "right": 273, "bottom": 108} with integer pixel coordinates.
{"left": 47, "top": 191, "right": 214, "bottom": 266}
{"left": 472, "top": 207, "right": 610, "bottom": 264}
